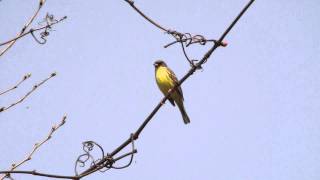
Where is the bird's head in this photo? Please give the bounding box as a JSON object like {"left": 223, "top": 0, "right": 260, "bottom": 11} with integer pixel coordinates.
{"left": 153, "top": 60, "right": 167, "bottom": 68}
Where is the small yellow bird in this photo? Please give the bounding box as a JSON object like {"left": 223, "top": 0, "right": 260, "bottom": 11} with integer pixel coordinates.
{"left": 154, "top": 60, "right": 190, "bottom": 124}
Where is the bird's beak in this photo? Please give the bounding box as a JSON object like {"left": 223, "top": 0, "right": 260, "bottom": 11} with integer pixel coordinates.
{"left": 153, "top": 63, "right": 157, "bottom": 67}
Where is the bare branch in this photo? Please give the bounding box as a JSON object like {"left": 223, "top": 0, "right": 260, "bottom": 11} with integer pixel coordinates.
{"left": 0, "top": 72, "right": 56, "bottom": 113}
{"left": 0, "top": 171, "right": 75, "bottom": 180}
{"left": 0, "top": 73, "right": 31, "bottom": 96}
{"left": 0, "top": 115, "right": 67, "bottom": 180}
{"left": 0, "top": 0, "right": 67, "bottom": 57}
{"left": 0, "top": 0, "right": 45, "bottom": 57}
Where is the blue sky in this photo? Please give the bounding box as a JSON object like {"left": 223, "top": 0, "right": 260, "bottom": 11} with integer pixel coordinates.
{"left": 0, "top": 0, "right": 319, "bottom": 179}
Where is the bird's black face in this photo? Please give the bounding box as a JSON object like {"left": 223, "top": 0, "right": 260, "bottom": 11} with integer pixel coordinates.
{"left": 153, "top": 60, "right": 167, "bottom": 68}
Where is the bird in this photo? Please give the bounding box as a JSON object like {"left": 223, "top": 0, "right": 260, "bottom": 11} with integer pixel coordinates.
{"left": 154, "top": 60, "right": 190, "bottom": 124}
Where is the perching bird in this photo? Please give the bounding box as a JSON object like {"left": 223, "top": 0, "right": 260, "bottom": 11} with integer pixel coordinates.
{"left": 154, "top": 60, "right": 190, "bottom": 124}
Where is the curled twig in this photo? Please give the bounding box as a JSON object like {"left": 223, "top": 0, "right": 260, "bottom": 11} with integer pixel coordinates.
{"left": 0, "top": 15, "right": 67, "bottom": 48}
{"left": 164, "top": 37, "right": 217, "bottom": 48}
{"left": 74, "top": 134, "right": 137, "bottom": 176}
{"left": 167, "top": 31, "right": 195, "bottom": 65}
{"left": 74, "top": 141, "right": 106, "bottom": 175}
{"left": 0, "top": 72, "right": 57, "bottom": 113}
{"left": 122, "top": 0, "right": 228, "bottom": 67}
{"left": 166, "top": 31, "right": 228, "bottom": 67}
{"left": 30, "top": 13, "right": 64, "bottom": 45}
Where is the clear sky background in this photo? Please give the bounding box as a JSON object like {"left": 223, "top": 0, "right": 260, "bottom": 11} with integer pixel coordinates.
{"left": 0, "top": 0, "right": 319, "bottom": 180}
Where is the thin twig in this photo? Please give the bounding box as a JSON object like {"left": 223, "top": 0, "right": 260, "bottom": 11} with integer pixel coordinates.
{"left": 0, "top": 115, "right": 67, "bottom": 180}
{"left": 113, "top": 149, "right": 138, "bottom": 162}
{"left": 0, "top": 0, "right": 45, "bottom": 57}
{"left": 124, "top": 0, "right": 167, "bottom": 31}
{"left": 164, "top": 38, "right": 216, "bottom": 48}
{"left": 111, "top": 134, "right": 136, "bottom": 169}
{"left": 179, "top": 40, "right": 193, "bottom": 65}
{"left": 0, "top": 73, "right": 31, "bottom": 96}
{"left": 0, "top": 72, "right": 56, "bottom": 113}
{"left": 0, "top": 171, "right": 75, "bottom": 180}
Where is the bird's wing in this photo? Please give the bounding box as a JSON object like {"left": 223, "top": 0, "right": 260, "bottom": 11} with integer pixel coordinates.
{"left": 167, "top": 67, "right": 184, "bottom": 101}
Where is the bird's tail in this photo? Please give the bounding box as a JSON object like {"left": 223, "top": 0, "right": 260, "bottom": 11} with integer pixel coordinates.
{"left": 177, "top": 101, "right": 190, "bottom": 124}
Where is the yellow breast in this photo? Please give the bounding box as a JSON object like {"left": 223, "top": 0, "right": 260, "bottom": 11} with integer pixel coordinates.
{"left": 155, "top": 66, "right": 175, "bottom": 95}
